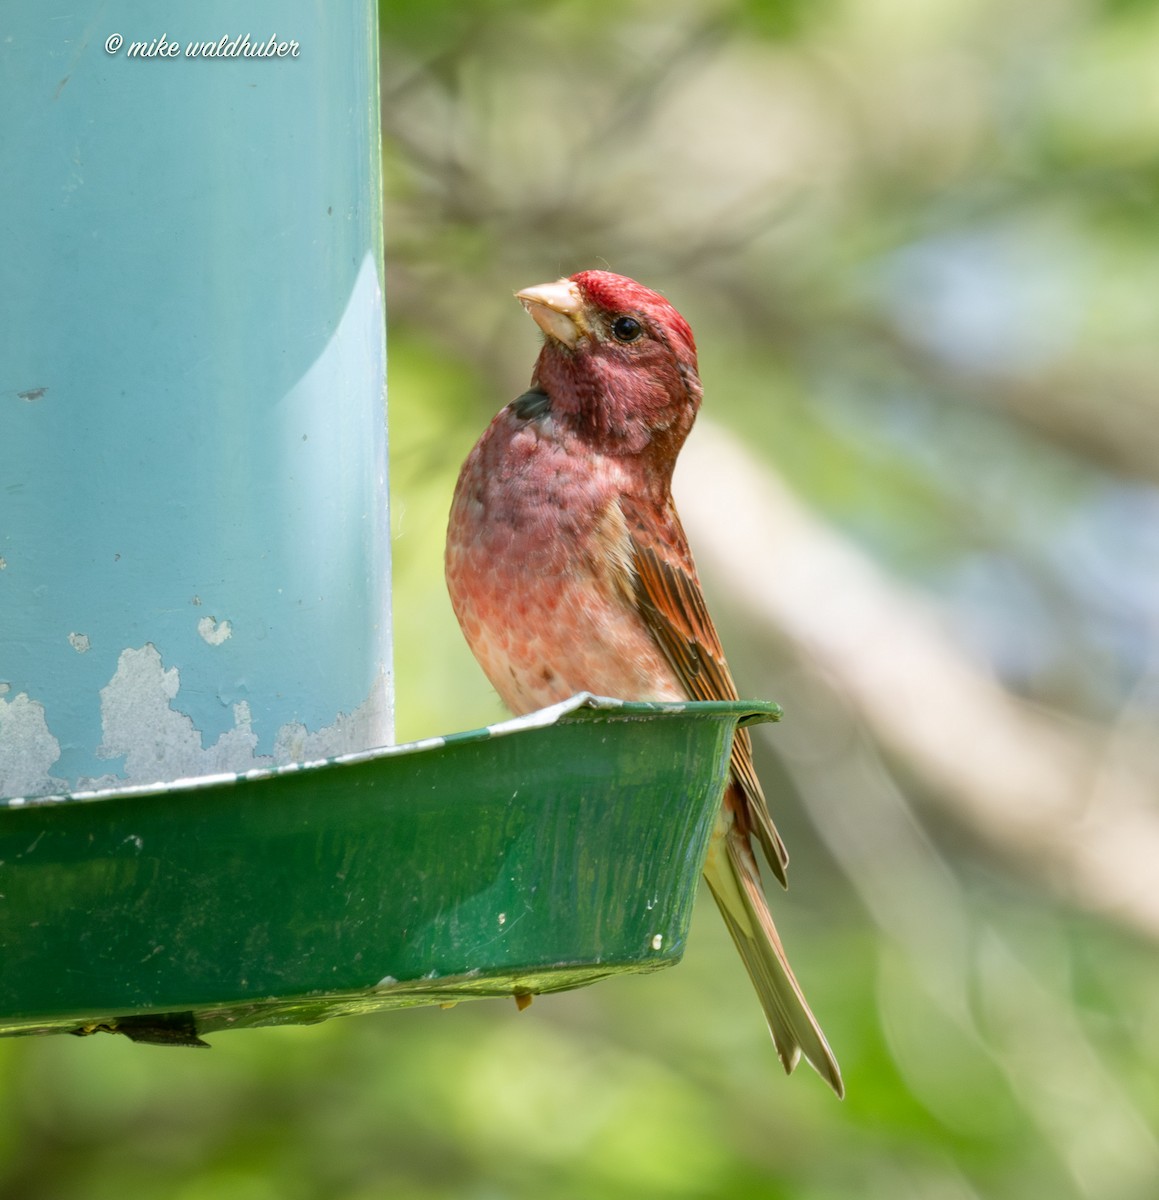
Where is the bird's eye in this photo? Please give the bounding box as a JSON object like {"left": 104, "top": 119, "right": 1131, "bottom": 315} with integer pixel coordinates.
{"left": 611, "top": 315, "right": 643, "bottom": 343}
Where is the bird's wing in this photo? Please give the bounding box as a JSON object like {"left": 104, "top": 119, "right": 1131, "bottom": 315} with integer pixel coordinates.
{"left": 619, "top": 495, "right": 790, "bottom": 885}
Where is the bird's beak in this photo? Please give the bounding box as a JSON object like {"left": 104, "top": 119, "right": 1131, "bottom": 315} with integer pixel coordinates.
{"left": 516, "top": 279, "right": 588, "bottom": 349}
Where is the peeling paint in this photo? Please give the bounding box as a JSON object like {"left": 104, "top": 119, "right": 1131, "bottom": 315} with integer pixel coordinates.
{"left": 0, "top": 692, "right": 65, "bottom": 798}
{"left": 197, "top": 616, "right": 232, "bottom": 646}
{"left": 96, "top": 645, "right": 270, "bottom": 784}
{"left": 0, "top": 638, "right": 393, "bottom": 796}
{"left": 271, "top": 670, "right": 390, "bottom": 764}
{"left": 0, "top": 644, "right": 390, "bottom": 798}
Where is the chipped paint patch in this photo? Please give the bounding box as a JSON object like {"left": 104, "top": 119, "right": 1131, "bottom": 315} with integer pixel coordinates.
{"left": 18, "top": 647, "right": 390, "bottom": 793}
{"left": 67, "top": 632, "right": 91, "bottom": 654}
{"left": 4, "top": 672, "right": 714, "bottom": 802}
{"left": 0, "top": 692, "right": 65, "bottom": 798}
{"left": 271, "top": 667, "right": 390, "bottom": 764}
{"left": 97, "top": 644, "right": 271, "bottom": 784}
{"left": 197, "top": 616, "right": 232, "bottom": 646}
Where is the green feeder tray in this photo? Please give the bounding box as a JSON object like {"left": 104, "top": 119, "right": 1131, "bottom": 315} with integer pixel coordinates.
{"left": 0, "top": 694, "right": 780, "bottom": 1045}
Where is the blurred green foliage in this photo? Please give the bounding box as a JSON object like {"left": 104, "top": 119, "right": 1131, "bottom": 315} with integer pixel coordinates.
{"left": 4, "top": 0, "right": 1159, "bottom": 1196}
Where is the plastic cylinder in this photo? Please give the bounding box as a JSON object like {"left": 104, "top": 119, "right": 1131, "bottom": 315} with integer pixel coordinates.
{"left": 0, "top": 1, "right": 392, "bottom": 796}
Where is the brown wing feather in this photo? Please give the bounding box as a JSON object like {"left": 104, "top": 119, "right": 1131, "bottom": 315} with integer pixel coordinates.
{"left": 622, "top": 496, "right": 789, "bottom": 885}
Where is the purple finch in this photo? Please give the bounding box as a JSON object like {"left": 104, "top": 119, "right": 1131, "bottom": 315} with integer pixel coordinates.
{"left": 445, "top": 270, "right": 843, "bottom": 1096}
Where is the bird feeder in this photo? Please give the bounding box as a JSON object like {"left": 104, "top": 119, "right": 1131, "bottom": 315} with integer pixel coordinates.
{"left": 0, "top": 695, "right": 781, "bottom": 1042}
{"left": 0, "top": 1, "right": 780, "bottom": 1045}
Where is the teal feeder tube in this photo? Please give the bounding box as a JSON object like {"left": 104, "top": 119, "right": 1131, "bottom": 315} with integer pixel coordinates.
{"left": 0, "top": 2, "right": 391, "bottom": 797}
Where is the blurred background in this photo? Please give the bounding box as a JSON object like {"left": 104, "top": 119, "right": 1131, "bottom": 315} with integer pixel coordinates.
{"left": 4, "top": 0, "right": 1159, "bottom": 1195}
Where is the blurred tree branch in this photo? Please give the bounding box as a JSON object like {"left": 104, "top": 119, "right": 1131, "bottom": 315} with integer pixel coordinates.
{"left": 676, "top": 419, "right": 1159, "bottom": 941}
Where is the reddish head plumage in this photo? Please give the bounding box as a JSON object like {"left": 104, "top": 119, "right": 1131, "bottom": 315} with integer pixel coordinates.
{"left": 517, "top": 270, "right": 701, "bottom": 466}
{"left": 569, "top": 269, "right": 698, "bottom": 366}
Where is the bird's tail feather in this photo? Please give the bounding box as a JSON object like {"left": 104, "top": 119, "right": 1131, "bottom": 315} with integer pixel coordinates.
{"left": 704, "top": 831, "right": 844, "bottom": 1098}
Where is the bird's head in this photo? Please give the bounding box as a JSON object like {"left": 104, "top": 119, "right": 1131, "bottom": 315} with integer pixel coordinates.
{"left": 517, "top": 270, "right": 702, "bottom": 463}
